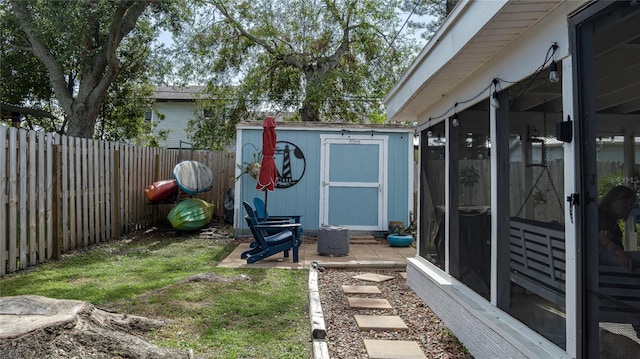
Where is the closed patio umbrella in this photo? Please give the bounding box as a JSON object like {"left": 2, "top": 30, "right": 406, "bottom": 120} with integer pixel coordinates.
{"left": 256, "top": 116, "right": 278, "bottom": 219}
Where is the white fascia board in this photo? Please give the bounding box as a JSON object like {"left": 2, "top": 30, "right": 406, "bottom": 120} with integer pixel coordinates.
{"left": 385, "top": 0, "right": 507, "bottom": 119}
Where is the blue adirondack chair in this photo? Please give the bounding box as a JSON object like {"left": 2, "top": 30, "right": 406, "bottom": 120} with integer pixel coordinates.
{"left": 243, "top": 201, "right": 295, "bottom": 246}
{"left": 241, "top": 201, "right": 302, "bottom": 263}
{"left": 253, "top": 197, "right": 302, "bottom": 224}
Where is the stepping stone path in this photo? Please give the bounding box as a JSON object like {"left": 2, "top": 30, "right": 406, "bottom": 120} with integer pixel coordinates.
{"left": 341, "top": 285, "right": 382, "bottom": 294}
{"left": 343, "top": 272, "right": 427, "bottom": 359}
{"left": 352, "top": 273, "right": 395, "bottom": 283}
{"left": 347, "top": 297, "right": 393, "bottom": 309}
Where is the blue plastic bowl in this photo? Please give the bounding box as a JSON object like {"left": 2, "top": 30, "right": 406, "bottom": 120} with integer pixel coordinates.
{"left": 387, "top": 234, "right": 414, "bottom": 247}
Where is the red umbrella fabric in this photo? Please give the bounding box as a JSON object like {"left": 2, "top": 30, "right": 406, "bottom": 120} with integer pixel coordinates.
{"left": 256, "top": 116, "right": 278, "bottom": 192}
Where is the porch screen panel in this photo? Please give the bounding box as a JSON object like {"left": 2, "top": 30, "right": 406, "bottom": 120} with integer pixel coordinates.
{"left": 452, "top": 113, "right": 491, "bottom": 300}
{"left": 419, "top": 122, "right": 445, "bottom": 270}
{"left": 506, "top": 68, "right": 566, "bottom": 350}
{"left": 581, "top": 3, "right": 640, "bottom": 356}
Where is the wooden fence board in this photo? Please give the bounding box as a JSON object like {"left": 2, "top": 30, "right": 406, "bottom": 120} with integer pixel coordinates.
{"left": 51, "top": 144, "right": 61, "bottom": 260}
{"left": 28, "top": 131, "right": 37, "bottom": 266}
{"left": 104, "top": 143, "right": 109, "bottom": 239}
{"left": 61, "top": 135, "right": 68, "bottom": 251}
{"left": 0, "top": 126, "right": 6, "bottom": 275}
{"left": 8, "top": 128, "right": 18, "bottom": 271}
{"left": 37, "top": 132, "right": 46, "bottom": 262}
{"left": 89, "top": 141, "right": 96, "bottom": 243}
{"left": 98, "top": 141, "right": 105, "bottom": 242}
{"left": 114, "top": 147, "right": 121, "bottom": 239}
{"left": 82, "top": 138, "right": 89, "bottom": 247}
{"left": 123, "top": 145, "right": 129, "bottom": 233}
{"left": 19, "top": 130, "right": 27, "bottom": 269}
{"left": 45, "top": 133, "right": 54, "bottom": 259}
{"left": 75, "top": 137, "right": 82, "bottom": 248}
{"left": 68, "top": 136, "right": 77, "bottom": 250}
{"left": 105, "top": 142, "right": 111, "bottom": 241}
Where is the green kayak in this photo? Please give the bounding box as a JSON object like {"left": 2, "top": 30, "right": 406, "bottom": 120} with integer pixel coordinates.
{"left": 167, "top": 198, "right": 213, "bottom": 231}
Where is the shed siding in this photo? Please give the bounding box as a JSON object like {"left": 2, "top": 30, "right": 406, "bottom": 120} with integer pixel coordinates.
{"left": 237, "top": 126, "right": 411, "bottom": 233}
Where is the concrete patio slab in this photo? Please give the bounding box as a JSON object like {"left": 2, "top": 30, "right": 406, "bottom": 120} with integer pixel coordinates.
{"left": 217, "top": 241, "right": 414, "bottom": 269}
{"left": 354, "top": 315, "right": 409, "bottom": 331}
{"left": 364, "top": 339, "right": 426, "bottom": 359}
{"left": 342, "top": 285, "right": 382, "bottom": 294}
{"left": 347, "top": 297, "right": 392, "bottom": 309}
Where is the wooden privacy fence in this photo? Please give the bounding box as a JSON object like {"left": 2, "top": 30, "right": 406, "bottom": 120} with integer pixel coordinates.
{"left": 1, "top": 125, "right": 235, "bottom": 276}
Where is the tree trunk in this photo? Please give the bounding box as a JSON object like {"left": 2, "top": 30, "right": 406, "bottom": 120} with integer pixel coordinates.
{"left": 301, "top": 71, "right": 321, "bottom": 122}
{"left": 299, "top": 105, "right": 319, "bottom": 122}
{"left": 66, "top": 101, "right": 100, "bottom": 138}
{"left": 0, "top": 295, "right": 192, "bottom": 358}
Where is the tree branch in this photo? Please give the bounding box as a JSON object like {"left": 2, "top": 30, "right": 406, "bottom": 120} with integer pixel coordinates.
{"left": 213, "top": 3, "right": 276, "bottom": 52}
{"left": 212, "top": 1, "right": 305, "bottom": 69}
{"left": 87, "top": 0, "right": 150, "bottom": 105}
{"left": 4, "top": 43, "right": 34, "bottom": 53}
{"left": 9, "top": 0, "right": 74, "bottom": 111}
{"left": 313, "top": 0, "right": 356, "bottom": 75}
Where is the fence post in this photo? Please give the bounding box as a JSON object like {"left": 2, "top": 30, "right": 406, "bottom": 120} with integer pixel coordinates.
{"left": 153, "top": 153, "right": 159, "bottom": 222}
{"left": 113, "top": 150, "right": 121, "bottom": 240}
{"left": 51, "top": 144, "right": 61, "bottom": 260}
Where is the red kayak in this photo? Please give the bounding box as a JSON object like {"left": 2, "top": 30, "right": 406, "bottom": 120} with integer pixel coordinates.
{"left": 144, "top": 179, "right": 179, "bottom": 202}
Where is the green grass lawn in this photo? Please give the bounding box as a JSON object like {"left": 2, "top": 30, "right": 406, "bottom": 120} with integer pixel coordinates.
{"left": 0, "top": 227, "right": 311, "bottom": 359}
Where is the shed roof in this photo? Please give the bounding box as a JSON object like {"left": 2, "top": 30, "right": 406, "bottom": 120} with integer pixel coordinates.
{"left": 237, "top": 121, "right": 414, "bottom": 133}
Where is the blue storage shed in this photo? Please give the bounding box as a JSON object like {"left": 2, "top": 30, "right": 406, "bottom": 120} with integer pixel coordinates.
{"left": 234, "top": 121, "right": 415, "bottom": 237}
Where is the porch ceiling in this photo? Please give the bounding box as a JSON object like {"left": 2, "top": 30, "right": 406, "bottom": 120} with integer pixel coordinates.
{"left": 392, "top": 1, "right": 563, "bottom": 119}
{"left": 508, "top": 4, "right": 640, "bottom": 135}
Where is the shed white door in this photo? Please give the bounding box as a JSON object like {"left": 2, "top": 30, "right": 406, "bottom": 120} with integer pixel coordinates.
{"left": 319, "top": 135, "right": 388, "bottom": 230}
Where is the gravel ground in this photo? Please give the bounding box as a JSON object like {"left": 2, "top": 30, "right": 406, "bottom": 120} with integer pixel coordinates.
{"left": 318, "top": 269, "right": 474, "bottom": 359}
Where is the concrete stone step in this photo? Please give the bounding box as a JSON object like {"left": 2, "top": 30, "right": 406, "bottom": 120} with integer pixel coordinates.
{"left": 347, "top": 297, "right": 392, "bottom": 309}
{"left": 352, "top": 273, "right": 395, "bottom": 283}
{"left": 350, "top": 235, "right": 377, "bottom": 244}
{"left": 354, "top": 315, "right": 409, "bottom": 331}
{"left": 342, "top": 285, "right": 382, "bottom": 294}
{"left": 364, "top": 339, "right": 427, "bottom": 359}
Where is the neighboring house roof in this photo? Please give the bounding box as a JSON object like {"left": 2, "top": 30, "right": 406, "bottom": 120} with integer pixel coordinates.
{"left": 0, "top": 101, "right": 56, "bottom": 120}
{"left": 152, "top": 86, "right": 206, "bottom": 101}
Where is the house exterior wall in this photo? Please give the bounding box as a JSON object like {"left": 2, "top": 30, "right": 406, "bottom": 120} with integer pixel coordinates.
{"left": 151, "top": 102, "right": 196, "bottom": 149}
{"left": 234, "top": 123, "right": 413, "bottom": 235}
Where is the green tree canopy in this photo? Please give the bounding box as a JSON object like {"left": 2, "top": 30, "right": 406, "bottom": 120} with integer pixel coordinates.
{"left": 177, "top": 0, "right": 426, "bottom": 149}
{"left": 1, "top": 0, "right": 188, "bottom": 139}
{"left": 400, "top": 0, "right": 458, "bottom": 41}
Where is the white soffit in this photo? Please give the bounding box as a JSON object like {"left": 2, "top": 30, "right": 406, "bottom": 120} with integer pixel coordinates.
{"left": 385, "top": 0, "right": 563, "bottom": 121}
